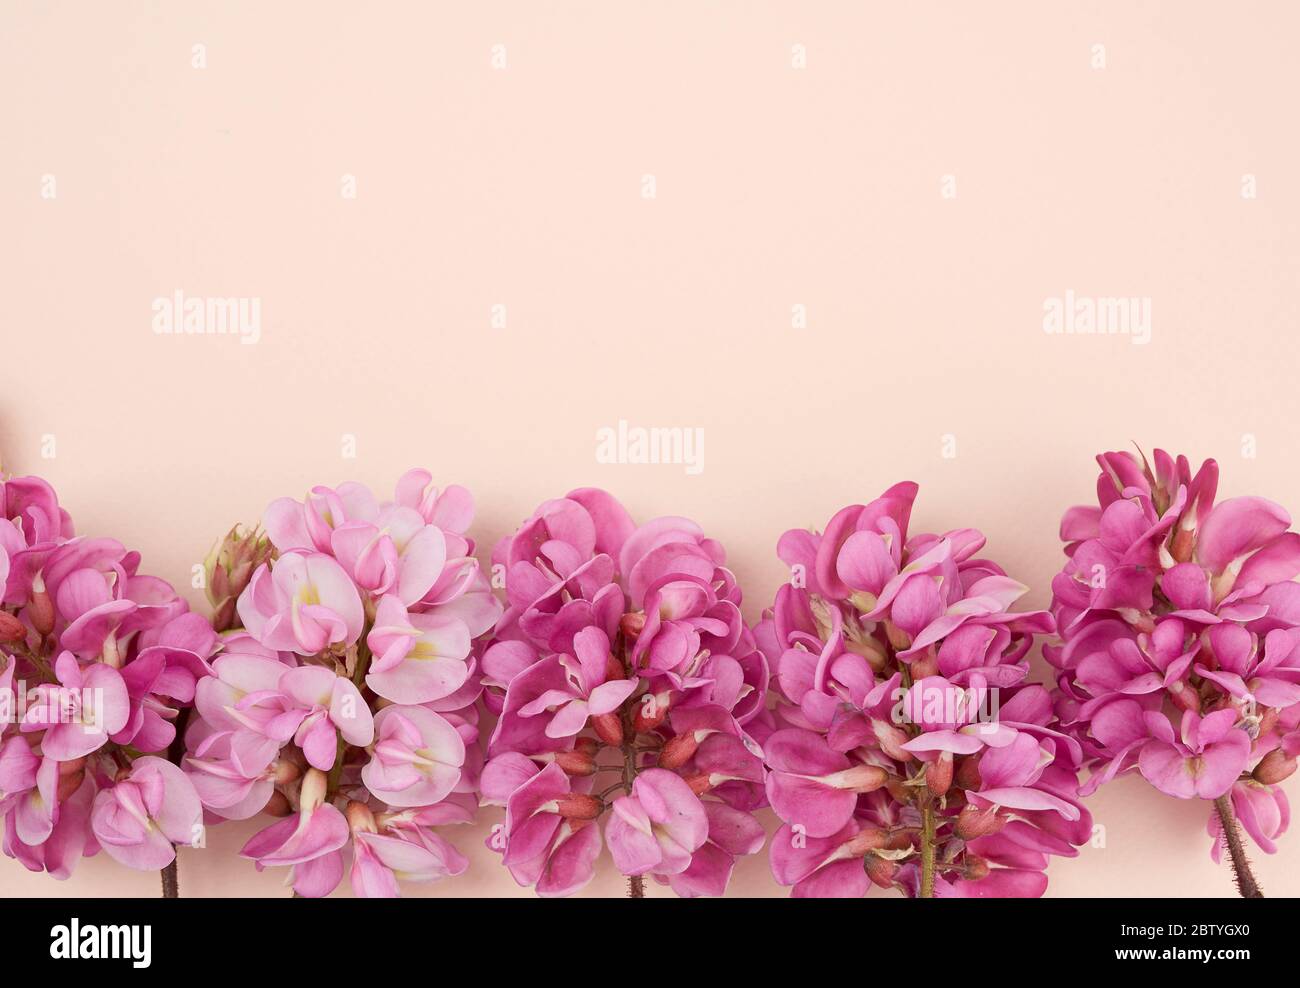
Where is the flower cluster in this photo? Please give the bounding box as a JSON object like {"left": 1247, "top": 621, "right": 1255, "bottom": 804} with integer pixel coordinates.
{"left": 1, "top": 473, "right": 205, "bottom": 878}
{"left": 1047, "top": 449, "right": 1300, "bottom": 863}
{"left": 182, "top": 470, "right": 501, "bottom": 897}
{"left": 759, "top": 483, "right": 1091, "bottom": 897}
{"left": 480, "top": 489, "right": 769, "bottom": 896}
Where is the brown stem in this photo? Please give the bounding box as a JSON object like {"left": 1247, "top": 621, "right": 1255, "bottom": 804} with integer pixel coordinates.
{"left": 160, "top": 860, "right": 179, "bottom": 898}
{"left": 159, "top": 707, "right": 191, "bottom": 898}
{"left": 620, "top": 675, "right": 644, "bottom": 899}
{"left": 1213, "top": 795, "right": 1264, "bottom": 898}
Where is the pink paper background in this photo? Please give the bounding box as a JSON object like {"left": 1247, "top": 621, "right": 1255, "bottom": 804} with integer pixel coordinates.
{"left": 2, "top": 1, "right": 1297, "bottom": 897}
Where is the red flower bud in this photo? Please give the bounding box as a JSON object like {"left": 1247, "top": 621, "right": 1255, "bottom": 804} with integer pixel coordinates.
{"left": 954, "top": 753, "right": 982, "bottom": 791}
{"left": 0, "top": 611, "right": 26, "bottom": 643}
{"left": 555, "top": 793, "right": 603, "bottom": 821}
{"left": 555, "top": 747, "right": 597, "bottom": 777}
{"left": 591, "top": 713, "right": 623, "bottom": 746}
{"left": 955, "top": 802, "right": 1004, "bottom": 840}
{"left": 1254, "top": 748, "right": 1297, "bottom": 785}
{"left": 345, "top": 800, "right": 377, "bottom": 834}
{"left": 963, "top": 854, "right": 990, "bottom": 881}
{"left": 657, "top": 732, "right": 699, "bottom": 770}
{"left": 683, "top": 771, "right": 713, "bottom": 796}
{"left": 272, "top": 759, "right": 302, "bottom": 784}
{"left": 29, "top": 590, "right": 55, "bottom": 637}
{"left": 632, "top": 692, "right": 670, "bottom": 732}
{"left": 926, "top": 752, "right": 954, "bottom": 797}
{"left": 864, "top": 854, "right": 898, "bottom": 889}
{"left": 843, "top": 827, "right": 889, "bottom": 857}
{"left": 620, "top": 611, "right": 646, "bottom": 640}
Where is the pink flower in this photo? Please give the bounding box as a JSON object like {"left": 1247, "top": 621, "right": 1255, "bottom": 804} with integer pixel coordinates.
{"left": 240, "top": 768, "right": 350, "bottom": 897}
{"left": 1137, "top": 709, "right": 1252, "bottom": 799}
{"left": 21, "top": 651, "right": 129, "bottom": 760}
{"left": 0, "top": 472, "right": 212, "bottom": 881}
{"left": 1049, "top": 449, "right": 1300, "bottom": 871}
{"left": 483, "top": 489, "right": 769, "bottom": 897}
{"left": 186, "top": 470, "right": 497, "bottom": 896}
{"left": 347, "top": 801, "right": 471, "bottom": 897}
{"left": 490, "top": 759, "right": 603, "bottom": 897}
{"left": 760, "top": 486, "right": 1089, "bottom": 898}
{"left": 605, "top": 768, "right": 708, "bottom": 876}
{"left": 237, "top": 551, "right": 364, "bottom": 655}
{"left": 362, "top": 704, "right": 464, "bottom": 807}
{"left": 90, "top": 756, "right": 201, "bottom": 870}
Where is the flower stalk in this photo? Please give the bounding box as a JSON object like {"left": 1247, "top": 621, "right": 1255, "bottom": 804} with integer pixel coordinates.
{"left": 1213, "top": 796, "right": 1264, "bottom": 899}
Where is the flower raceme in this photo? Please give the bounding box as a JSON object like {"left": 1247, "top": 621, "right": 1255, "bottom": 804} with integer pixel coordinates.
{"left": 1047, "top": 449, "right": 1300, "bottom": 893}
{"left": 480, "top": 489, "right": 769, "bottom": 896}
{"left": 182, "top": 470, "right": 500, "bottom": 897}
{"left": 759, "top": 484, "right": 1091, "bottom": 898}
{"left": 0, "top": 473, "right": 206, "bottom": 878}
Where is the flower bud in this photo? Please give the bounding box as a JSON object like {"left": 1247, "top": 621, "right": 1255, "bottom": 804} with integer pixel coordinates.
{"left": 926, "top": 752, "right": 954, "bottom": 796}
{"left": 955, "top": 802, "right": 1004, "bottom": 840}
{"left": 619, "top": 611, "right": 646, "bottom": 641}
{"left": 832, "top": 763, "right": 888, "bottom": 793}
{"left": 657, "top": 731, "right": 699, "bottom": 770}
{"left": 345, "top": 800, "right": 377, "bottom": 834}
{"left": 28, "top": 589, "right": 55, "bottom": 637}
{"left": 843, "top": 827, "right": 889, "bottom": 857}
{"left": 872, "top": 719, "right": 913, "bottom": 762}
{"left": 1170, "top": 526, "right": 1195, "bottom": 564}
{"left": 554, "top": 747, "right": 597, "bottom": 777}
{"left": 205, "top": 525, "right": 273, "bottom": 633}
{"left": 954, "top": 753, "right": 982, "bottom": 791}
{"left": 963, "top": 854, "right": 990, "bottom": 881}
{"left": 272, "top": 758, "right": 302, "bottom": 785}
{"left": 863, "top": 854, "right": 897, "bottom": 889}
{"left": 632, "top": 692, "right": 670, "bottom": 732}
{"left": 0, "top": 611, "right": 26, "bottom": 643}
{"left": 683, "top": 771, "right": 713, "bottom": 796}
{"left": 555, "top": 793, "right": 602, "bottom": 821}
{"left": 592, "top": 712, "right": 623, "bottom": 746}
{"left": 1253, "top": 748, "right": 1297, "bottom": 785}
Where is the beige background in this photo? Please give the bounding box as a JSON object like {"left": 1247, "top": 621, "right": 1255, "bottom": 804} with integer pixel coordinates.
{"left": 2, "top": 1, "right": 1297, "bottom": 897}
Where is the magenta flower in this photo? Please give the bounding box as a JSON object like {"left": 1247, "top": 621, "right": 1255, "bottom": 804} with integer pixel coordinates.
{"left": 185, "top": 470, "right": 499, "bottom": 897}
{"left": 759, "top": 484, "right": 1090, "bottom": 898}
{"left": 0, "top": 472, "right": 205, "bottom": 882}
{"left": 481, "top": 489, "right": 769, "bottom": 897}
{"left": 1049, "top": 448, "right": 1300, "bottom": 896}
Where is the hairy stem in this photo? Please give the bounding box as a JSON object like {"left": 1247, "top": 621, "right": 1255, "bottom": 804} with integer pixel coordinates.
{"left": 919, "top": 795, "right": 937, "bottom": 898}
{"left": 1214, "top": 795, "right": 1264, "bottom": 898}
